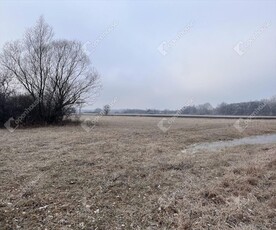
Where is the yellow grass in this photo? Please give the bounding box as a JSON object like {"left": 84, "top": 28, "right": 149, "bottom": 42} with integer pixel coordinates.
{"left": 0, "top": 117, "right": 275, "bottom": 229}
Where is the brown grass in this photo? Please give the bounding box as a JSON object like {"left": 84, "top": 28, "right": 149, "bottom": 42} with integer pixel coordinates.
{"left": 0, "top": 117, "right": 276, "bottom": 229}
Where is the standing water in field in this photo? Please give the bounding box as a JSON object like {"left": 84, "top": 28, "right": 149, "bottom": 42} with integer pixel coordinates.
{"left": 182, "top": 134, "right": 276, "bottom": 153}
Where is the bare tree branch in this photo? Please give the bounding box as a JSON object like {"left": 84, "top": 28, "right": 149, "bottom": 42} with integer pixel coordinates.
{"left": 0, "top": 16, "right": 100, "bottom": 123}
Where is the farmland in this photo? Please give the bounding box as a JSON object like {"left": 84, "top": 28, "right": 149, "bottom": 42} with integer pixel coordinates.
{"left": 0, "top": 117, "right": 276, "bottom": 229}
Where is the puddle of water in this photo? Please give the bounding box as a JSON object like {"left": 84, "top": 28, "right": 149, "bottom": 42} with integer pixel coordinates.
{"left": 182, "top": 134, "right": 276, "bottom": 153}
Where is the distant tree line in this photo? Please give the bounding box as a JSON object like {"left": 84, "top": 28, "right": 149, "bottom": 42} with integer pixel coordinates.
{"left": 0, "top": 17, "right": 99, "bottom": 127}
{"left": 117, "top": 99, "right": 276, "bottom": 116}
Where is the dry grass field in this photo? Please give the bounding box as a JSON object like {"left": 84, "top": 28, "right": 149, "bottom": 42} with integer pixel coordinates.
{"left": 0, "top": 117, "right": 276, "bottom": 229}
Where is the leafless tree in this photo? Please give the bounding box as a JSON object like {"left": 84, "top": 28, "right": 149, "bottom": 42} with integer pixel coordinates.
{"left": 0, "top": 69, "right": 13, "bottom": 96}
{"left": 0, "top": 69, "right": 13, "bottom": 124}
{"left": 103, "top": 104, "right": 111, "bottom": 116}
{"left": 0, "top": 16, "right": 99, "bottom": 123}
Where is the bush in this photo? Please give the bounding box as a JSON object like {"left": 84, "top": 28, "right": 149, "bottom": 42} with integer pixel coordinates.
{"left": 0, "top": 94, "right": 39, "bottom": 127}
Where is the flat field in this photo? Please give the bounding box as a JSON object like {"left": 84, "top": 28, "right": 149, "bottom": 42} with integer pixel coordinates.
{"left": 0, "top": 117, "right": 276, "bottom": 229}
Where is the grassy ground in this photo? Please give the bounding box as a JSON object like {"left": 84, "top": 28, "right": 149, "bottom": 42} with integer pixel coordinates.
{"left": 0, "top": 117, "right": 276, "bottom": 229}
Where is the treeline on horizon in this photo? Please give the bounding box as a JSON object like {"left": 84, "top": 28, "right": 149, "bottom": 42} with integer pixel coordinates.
{"left": 90, "top": 97, "right": 276, "bottom": 116}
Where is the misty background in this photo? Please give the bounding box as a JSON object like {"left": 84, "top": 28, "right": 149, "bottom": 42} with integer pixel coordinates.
{"left": 0, "top": 0, "right": 275, "bottom": 110}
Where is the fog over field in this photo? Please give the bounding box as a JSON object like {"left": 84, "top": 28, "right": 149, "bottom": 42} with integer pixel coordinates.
{"left": 0, "top": 0, "right": 276, "bottom": 109}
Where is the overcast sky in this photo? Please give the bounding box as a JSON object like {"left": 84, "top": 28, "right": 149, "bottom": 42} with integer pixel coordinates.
{"left": 0, "top": 0, "right": 275, "bottom": 109}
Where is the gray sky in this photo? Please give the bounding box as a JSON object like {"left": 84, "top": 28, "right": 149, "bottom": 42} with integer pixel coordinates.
{"left": 0, "top": 0, "right": 275, "bottom": 109}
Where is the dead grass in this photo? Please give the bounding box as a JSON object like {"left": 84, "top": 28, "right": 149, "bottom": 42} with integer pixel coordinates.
{"left": 0, "top": 117, "right": 275, "bottom": 229}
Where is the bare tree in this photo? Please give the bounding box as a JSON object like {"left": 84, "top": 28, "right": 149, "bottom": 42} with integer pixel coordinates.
{"left": 0, "top": 16, "right": 99, "bottom": 123}
{"left": 0, "top": 69, "right": 13, "bottom": 96}
{"left": 103, "top": 104, "right": 111, "bottom": 116}
{"left": 0, "top": 69, "right": 13, "bottom": 124}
